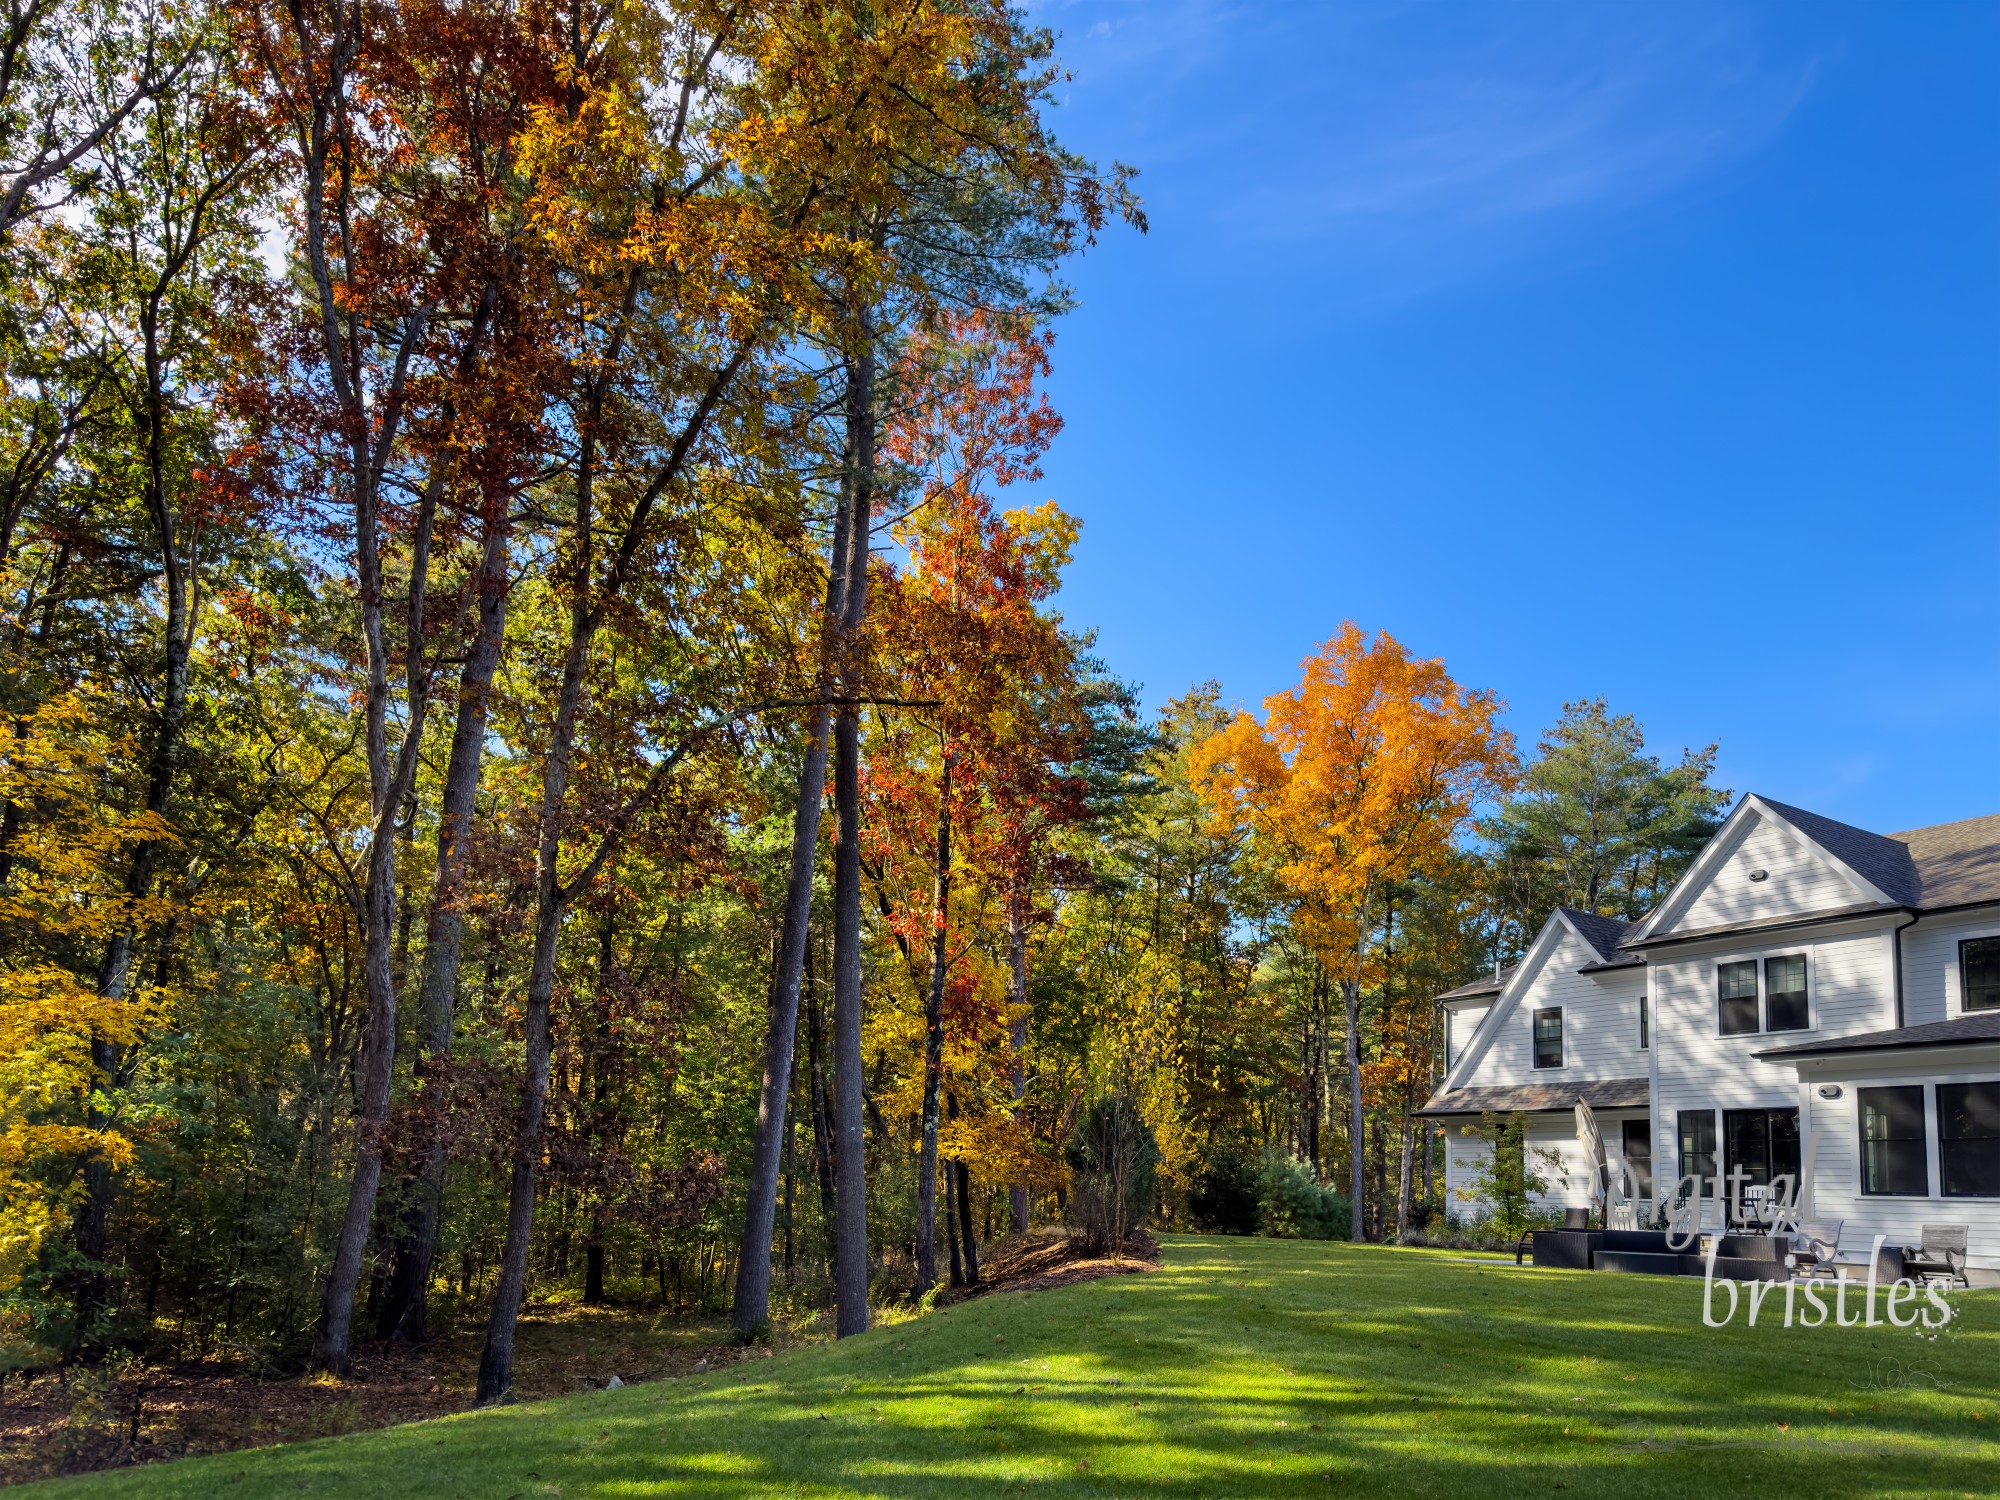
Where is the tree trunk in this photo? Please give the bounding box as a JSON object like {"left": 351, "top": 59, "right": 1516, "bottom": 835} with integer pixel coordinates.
{"left": 75, "top": 265, "right": 204, "bottom": 1345}
{"left": 1395, "top": 1103, "right": 1416, "bottom": 1239}
{"left": 475, "top": 803, "right": 569, "bottom": 1401}
{"left": 729, "top": 706, "right": 831, "bottom": 1335}
{"left": 1342, "top": 976, "right": 1365, "bottom": 1242}
{"left": 729, "top": 430, "right": 859, "bottom": 1332}
{"left": 805, "top": 957, "right": 836, "bottom": 1278}
{"left": 380, "top": 484, "right": 511, "bottom": 1342}
{"left": 945, "top": 1158, "right": 962, "bottom": 1287}
{"left": 1007, "top": 883, "right": 1030, "bottom": 1233}
{"left": 782, "top": 1050, "right": 796, "bottom": 1286}
{"left": 1368, "top": 1100, "right": 1388, "bottom": 1241}
{"left": 475, "top": 438, "right": 601, "bottom": 1400}
{"left": 830, "top": 338, "right": 876, "bottom": 1338}
{"left": 913, "top": 752, "right": 952, "bottom": 1296}
{"left": 950, "top": 1093, "right": 979, "bottom": 1288}
{"left": 470, "top": 268, "right": 749, "bottom": 1399}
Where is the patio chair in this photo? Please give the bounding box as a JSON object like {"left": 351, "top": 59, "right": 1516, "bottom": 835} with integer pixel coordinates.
{"left": 1788, "top": 1220, "right": 1841, "bottom": 1278}
{"left": 1902, "top": 1224, "right": 1969, "bottom": 1289}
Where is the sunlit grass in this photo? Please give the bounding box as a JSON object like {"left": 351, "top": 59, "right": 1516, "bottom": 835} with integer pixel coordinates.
{"left": 29, "top": 1236, "right": 1998, "bottom": 1499}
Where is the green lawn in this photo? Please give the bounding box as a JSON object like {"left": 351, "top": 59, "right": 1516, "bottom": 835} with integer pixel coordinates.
{"left": 28, "top": 1237, "right": 1999, "bottom": 1499}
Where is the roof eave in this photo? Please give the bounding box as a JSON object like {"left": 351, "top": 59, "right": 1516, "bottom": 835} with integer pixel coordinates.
{"left": 1618, "top": 902, "right": 1907, "bottom": 952}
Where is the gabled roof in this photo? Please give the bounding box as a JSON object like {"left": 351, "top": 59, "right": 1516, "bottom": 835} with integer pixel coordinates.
{"left": 1415, "top": 1076, "right": 1650, "bottom": 1117}
{"left": 1555, "top": 907, "right": 1635, "bottom": 964}
{"left": 1890, "top": 811, "right": 2000, "bottom": 910}
{"left": 1437, "top": 966, "right": 1513, "bottom": 1003}
{"left": 1755, "top": 1010, "right": 2000, "bottom": 1060}
{"left": 1756, "top": 797, "right": 1919, "bottom": 905}
{"left": 1621, "top": 795, "right": 2000, "bottom": 949}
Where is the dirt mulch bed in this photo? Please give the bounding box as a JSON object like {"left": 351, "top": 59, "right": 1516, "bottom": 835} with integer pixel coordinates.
{"left": 1, "top": 1240, "right": 1163, "bottom": 1484}
{"left": 0, "top": 1302, "right": 759, "bottom": 1486}
{"left": 971, "top": 1228, "right": 1162, "bottom": 1295}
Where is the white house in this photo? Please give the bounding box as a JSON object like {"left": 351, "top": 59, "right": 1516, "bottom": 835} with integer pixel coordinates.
{"left": 1420, "top": 794, "right": 2000, "bottom": 1281}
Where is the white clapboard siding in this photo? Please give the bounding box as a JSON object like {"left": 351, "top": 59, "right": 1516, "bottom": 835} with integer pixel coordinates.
{"left": 1899, "top": 908, "right": 2000, "bottom": 1024}
{"left": 1444, "top": 1110, "right": 1651, "bottom": 1218}
{"left": 1442, "top": 999, "right": 1494, "bottom": 1074}
{"left": 1795, "top": 1057, "right": 2000, "bottom": 1274}
{"left": 1443, "top": 1127, "right": 1491, "bottom": 1216}
{"left": 1453, "top": 921, "right": 1644, "bottom": 1091}
{"left": 1673, "top": 811, "right": 1871, "bottom": 934}
{"left": 1648, "top": 921, "right": 1899, "bottom": 1192}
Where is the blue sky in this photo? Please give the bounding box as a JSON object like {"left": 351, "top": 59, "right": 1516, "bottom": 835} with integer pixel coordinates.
{"left": 1024, "top": 0, "right": 1999, "bottom": 834}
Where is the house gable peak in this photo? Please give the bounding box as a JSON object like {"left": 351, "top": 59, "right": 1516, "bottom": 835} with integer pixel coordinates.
{"left": 1623, "top": 794, "right": 1906, "bottom": 947}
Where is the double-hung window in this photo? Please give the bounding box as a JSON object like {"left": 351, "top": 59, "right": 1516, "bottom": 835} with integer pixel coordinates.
{"left": 1963, "top": 938, "right": 2000, "bottom": 1013}
{"left": 1717, "top": 961, "right": 1759, "bottom": 1035}
{"left": 1859, "top": 1086, "right": 1928, "bottom": 1196}
{"left": 1716, "top": 954, "right": 1809, "bottom": 1034}
{"left": 1938, "top": 1082, "right": 2000, "bottom": 1198}
{"left": 1764, "top": 954, "right": 1809, "bottom": 1031}
{"left": 1532, "top": 1008, "right": 1563, "bottom": 1069}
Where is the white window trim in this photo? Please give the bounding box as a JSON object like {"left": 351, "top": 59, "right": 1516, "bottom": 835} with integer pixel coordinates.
{"left": 1709, "top": 944, "right": 1817, "bottom": 1039}
{"left": 1531, "top": 1006, "right": 1564, "bottom": 1071}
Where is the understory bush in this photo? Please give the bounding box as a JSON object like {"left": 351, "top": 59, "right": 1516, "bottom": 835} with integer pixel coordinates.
{"left": 1065, "top": 1093, "right": 1161, "bottom": 1253}
{"left": 1256, "top": 1155, "right": 1351, "bottom": 1240}
{"left": 1186, "top": 1143, "right": 1262, "bottom": 1234}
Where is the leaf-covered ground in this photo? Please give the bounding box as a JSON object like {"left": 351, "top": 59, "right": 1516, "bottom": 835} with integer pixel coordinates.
{"left": 27, "top": 1236, "right": 1999, "bottom": 1499}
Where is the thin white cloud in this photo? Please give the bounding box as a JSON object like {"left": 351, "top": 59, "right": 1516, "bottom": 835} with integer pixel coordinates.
{"left": 1046, "top": 1, "right": 1827, "bottom": 290}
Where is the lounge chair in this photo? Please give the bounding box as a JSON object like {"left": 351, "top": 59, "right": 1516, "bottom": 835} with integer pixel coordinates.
{"left": 1788, "top": 1220, "right": 1841, "bottom": 1278}
{"left": 1902, "top": 1224, "right": 1969, "bottom": 1289}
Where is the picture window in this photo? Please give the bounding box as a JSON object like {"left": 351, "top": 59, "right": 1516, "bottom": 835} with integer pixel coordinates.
{"left": 1858, "top": 1086, "right": 1927, "bottom": 1196}
{"left": 1938, "top": 1082, "right": 2000, "bottom": 1198}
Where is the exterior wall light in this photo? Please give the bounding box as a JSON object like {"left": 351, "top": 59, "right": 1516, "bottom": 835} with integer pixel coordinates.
{"left": 1818, "top": 1084, "right": 1844, "bottom": 1100}
{"left": 1748, "top": 870, "right": 1770, "bottom": 882}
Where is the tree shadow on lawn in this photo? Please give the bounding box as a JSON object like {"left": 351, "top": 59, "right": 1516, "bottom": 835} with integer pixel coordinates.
{"left": 38, "top": 1241, "right": 2000, "bottom": 1500}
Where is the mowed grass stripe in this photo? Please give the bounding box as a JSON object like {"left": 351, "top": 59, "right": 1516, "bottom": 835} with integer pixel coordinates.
{"left": 28, "top": 1236, "right": 1998, "bottom": 1499}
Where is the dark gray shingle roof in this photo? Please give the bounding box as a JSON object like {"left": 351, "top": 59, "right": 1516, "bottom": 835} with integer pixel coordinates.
{"left": 1556, "top": 907, "right": 1635, "bottom": 963}
{"left": 1757, "top": 798, "right": 2000, "bottom": 912}
{"left": 1437, "top": 965, "right": 1514, "bottom": 1002}
{"left": 1754, "top": 1010, "right": 2000, "bottom": 1060}
{"left": 1415, "top": 1076, "right": 1650, "bottom": 1117}
{"left": 1758, "top": 797, "right": 1921, "bottom": 904}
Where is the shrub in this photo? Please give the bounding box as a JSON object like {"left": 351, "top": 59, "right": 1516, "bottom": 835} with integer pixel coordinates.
{"left": 1064, "top": 1093, "right": 1161, "bottom": 1254}
{"left": 1256, "top": 1155, "right": 1351, "bottom": 1240}
{"left": 1187, "top": 1142, "right": 1262, "bottom": 1235}
{"left": 1458, "top": 1112, "right": 1556, "bottom": 1242}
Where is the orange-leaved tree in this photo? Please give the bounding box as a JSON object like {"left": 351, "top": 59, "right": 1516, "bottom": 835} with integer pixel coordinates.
{"left": 1190, "top": 624, "right": 1514, "bottom": 1240}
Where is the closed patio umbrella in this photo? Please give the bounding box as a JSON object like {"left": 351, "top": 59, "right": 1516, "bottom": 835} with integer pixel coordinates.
{"left": 1575, "top": 1100, "right": 1608, "bottom": 1223}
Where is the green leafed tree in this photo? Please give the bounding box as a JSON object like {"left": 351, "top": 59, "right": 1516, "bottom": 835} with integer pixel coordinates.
{"left": 1482, "top": 698, "right": 1728, "bottom": 935}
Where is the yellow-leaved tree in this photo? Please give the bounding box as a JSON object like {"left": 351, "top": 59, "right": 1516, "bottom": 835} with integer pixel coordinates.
{"left": 1189, "top": 623, "right": 1515, "bottom": 1240}
{"left": 0, "top": 689, "right": 165, "bottom": 1308}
